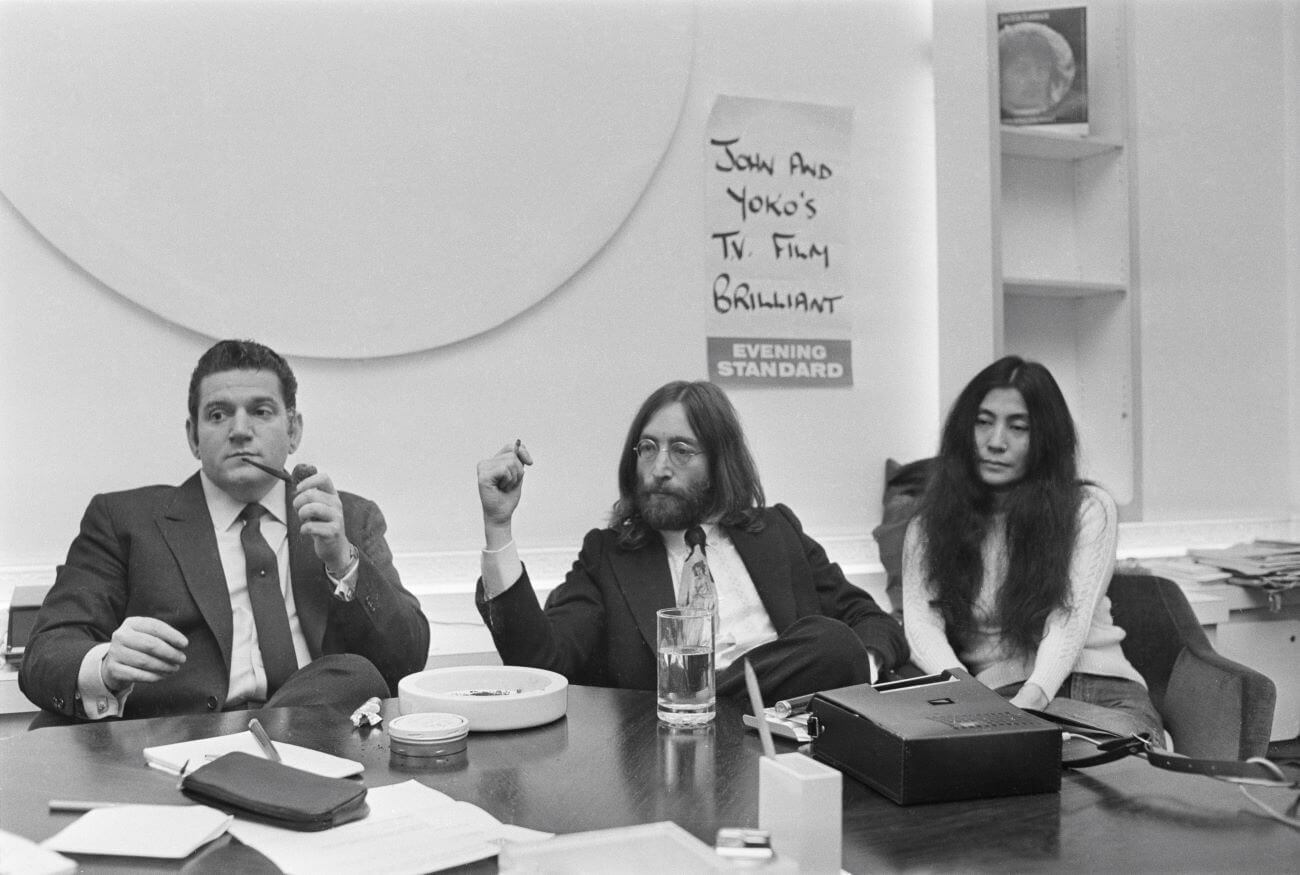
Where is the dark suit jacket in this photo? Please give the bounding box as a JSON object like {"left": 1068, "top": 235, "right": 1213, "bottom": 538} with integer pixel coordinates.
{"left": 476, "top": 504, "right": 907, "bottom": 689}
{"left": 20, "top": 473, "right": 430, "bottom": 720}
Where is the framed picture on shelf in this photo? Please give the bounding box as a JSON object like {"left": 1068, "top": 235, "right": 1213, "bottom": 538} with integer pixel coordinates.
{"left": 998, "top": 6, "right": 1088, "bottom": 135}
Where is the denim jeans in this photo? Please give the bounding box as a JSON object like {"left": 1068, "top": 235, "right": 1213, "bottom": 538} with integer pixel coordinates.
{"left": 997, "top": 673, "right": 1165, "bottom": 745}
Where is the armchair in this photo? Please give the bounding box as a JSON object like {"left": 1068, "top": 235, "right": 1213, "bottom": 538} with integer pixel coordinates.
{"left": 1108, "top": 572, "right": 1276, "bottom": 760}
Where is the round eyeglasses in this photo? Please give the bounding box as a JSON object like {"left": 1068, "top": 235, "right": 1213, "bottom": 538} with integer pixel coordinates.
{"left": 632, "top": 438, "right": 704, "bottom": 467}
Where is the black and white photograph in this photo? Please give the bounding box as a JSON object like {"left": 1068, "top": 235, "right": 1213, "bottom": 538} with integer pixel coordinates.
{"left": 0, "top": 1, "right": 1297, "bottom": 872}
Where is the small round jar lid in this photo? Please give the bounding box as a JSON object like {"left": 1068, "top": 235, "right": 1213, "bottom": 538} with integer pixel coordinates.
{"left": 389, "top": 712, "right": 469, "bottom": 743}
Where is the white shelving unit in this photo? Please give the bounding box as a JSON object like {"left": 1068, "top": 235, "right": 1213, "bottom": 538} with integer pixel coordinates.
{"left": 1001, "top": 128, "right": 1120, "bottom": 161}
{"left": 993, "top": 0, "right": 1139, "bottom": 512}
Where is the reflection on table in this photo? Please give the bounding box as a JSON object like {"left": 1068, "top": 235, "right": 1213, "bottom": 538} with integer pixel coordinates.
{"left": 0, "top": 685, "right": 1295, "bottom": 873}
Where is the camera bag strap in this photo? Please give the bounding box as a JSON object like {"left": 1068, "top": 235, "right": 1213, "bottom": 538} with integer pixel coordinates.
{"left": 1025, "top": 708, "right": 1297, "bottom": 784}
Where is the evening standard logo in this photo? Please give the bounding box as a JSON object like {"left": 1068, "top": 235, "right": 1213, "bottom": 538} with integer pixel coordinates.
{"left": 708, "top": 337, "right": 852, "bottom": 387}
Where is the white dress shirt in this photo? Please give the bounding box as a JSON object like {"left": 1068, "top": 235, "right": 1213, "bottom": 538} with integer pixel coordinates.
{"left": 659, "top": 524, "right": 778, "bottom": 671}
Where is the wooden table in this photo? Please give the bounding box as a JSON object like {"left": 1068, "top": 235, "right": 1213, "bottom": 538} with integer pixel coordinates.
{"left": 1, "top": 686, "right": 1295, "bottom": 873}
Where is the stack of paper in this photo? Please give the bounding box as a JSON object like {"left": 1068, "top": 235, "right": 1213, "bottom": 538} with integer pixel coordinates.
{"left": 143, "top": 731, "right": 363, "bottom": 777}
{"left": 1187, "top": 541, "right": 1300, "bottom": 591}
{"left": 1137, "top": 556, "right": 1231, "bottom": 586}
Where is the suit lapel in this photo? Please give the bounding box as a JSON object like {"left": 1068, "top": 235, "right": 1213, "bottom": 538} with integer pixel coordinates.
{"left": 287, "top": 498, "right": 328, "bottom": 657}
{"left": 159, "top": 474, "right": 234, "bottom": 673}
{"left": 729, "top": 517, "right": 798, "bottom": 630}
{"left": 609, "top": 537, "right": 677, "bottom": 656}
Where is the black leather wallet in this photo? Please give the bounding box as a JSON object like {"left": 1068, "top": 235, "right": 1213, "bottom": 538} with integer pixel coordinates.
{"left": 180, "top": 751, "right": 369, "bottom": 831}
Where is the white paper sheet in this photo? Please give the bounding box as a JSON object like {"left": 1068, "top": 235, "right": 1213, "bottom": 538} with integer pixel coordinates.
{"left": 143, "top": 730, "right": 363, "bottom": 777}
{"left": 41, "top": 805, "right": 231, "bottom": 858}
{"left": 227, "top": 780, "right": 551, "bottom": 875}
{"left": 0, "top": 828, "right": 75, "bottom": 875}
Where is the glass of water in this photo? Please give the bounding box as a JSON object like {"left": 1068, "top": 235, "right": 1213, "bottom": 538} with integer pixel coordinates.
{"left": 656, "top": 607, "right": 716, "bottom": 726}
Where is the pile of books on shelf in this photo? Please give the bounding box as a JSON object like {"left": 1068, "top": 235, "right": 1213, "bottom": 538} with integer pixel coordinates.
{"left": 1182, "top": 541, "right": 1300, "bottom": 594}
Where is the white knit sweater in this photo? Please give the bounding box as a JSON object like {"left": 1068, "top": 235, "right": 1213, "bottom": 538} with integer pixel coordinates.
{"left": 902, "top": 484, "right": 1144, "bottom": 699}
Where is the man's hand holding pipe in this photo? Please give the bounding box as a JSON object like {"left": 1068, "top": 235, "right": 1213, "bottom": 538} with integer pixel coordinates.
{"left": 292, "top": 467, "right": 355, "bottom": 576}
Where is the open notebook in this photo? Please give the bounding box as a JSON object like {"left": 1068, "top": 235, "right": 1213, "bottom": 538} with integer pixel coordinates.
{"left": 143, "top": 730, "right": 363, "bottom": 778}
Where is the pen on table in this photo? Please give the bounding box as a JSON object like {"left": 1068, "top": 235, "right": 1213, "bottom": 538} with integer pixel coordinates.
{"left": 248, "top": 717, "right": 282, "bottom": 763}
{"left": 743, "top": 659, "right": 776, "bottom": 759}
{"left": 773, "top": 693, "right": 815, "bottom": 718}
{"left": 50, "top": 799, "right": 195, "bottom": 812}
{"left": 49, "top": 800, "right": 122, "bottom": 812}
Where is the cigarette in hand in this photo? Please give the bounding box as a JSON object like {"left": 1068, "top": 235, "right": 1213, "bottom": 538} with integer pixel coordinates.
{"left": 514, "top": 439, "right": 534, "bottom": 466}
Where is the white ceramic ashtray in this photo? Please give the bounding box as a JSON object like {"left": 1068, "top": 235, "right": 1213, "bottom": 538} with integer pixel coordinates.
{"left": 397, "top": 666, "right": 569, "bottom": 731}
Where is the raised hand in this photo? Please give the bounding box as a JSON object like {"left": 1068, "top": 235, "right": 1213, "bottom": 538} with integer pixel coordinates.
{"left": 477, "top": 440, "right": 533, "bottom": 549}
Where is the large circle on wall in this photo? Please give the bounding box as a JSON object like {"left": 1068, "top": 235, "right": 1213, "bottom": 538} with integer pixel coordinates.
{"left": 0, "top": 3, "right": 694, "bottom": 358}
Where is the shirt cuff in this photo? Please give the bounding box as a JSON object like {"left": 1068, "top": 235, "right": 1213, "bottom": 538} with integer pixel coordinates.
{"left": 481, "top": 540, "right": 524, "bottom": 600}
{"left": 327, "top": 553, "right": 361, "bottom": 602}
{"left": 866, "top": 649, "right": 881, "bottom": 685}
{"left": 77, "top": 643, "right": 130, "bottom": 719}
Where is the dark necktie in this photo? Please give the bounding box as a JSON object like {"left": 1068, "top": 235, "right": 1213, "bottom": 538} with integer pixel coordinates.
{"left": 678, "top": 526, "right": 719, "bottom": 634}
{"left": 239, "top": 503, "right": 298, "bottom": 694}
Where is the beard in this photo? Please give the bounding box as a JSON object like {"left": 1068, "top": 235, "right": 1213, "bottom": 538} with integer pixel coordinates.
{"left": 635, "top": 477, "right": 712, "bottom": 531}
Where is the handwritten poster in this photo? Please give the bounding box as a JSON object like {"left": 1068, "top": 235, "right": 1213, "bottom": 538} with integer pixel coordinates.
{"left": 704, "top": 95, "right": 853, "bottom": 387}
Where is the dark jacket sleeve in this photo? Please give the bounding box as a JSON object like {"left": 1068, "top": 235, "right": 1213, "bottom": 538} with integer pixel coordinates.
{"left": 322, "top": 495, "right": 430, "bottom": 694}
{"left": 773, "top": 503, "right": 909, "bottom": 672}
{"left": 19, "top": 493, "right": 128, "bottom": 719}
{"left": 19, "top": 487, "right": 232, "bottom": 720}
{"left": 474, "top": 529, "right": 611, "bottom": 684}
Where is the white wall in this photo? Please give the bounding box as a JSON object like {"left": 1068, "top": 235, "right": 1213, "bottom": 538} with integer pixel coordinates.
{"left": 1287, "top": 0, "right": 1300, "bottom": 524}
{"left": 1131, "top": 0, "right": 1298, "bottom": 523}
{"left": 2, "top": 0, "right": 1297, "bottom": 592}
{"left": 0, "top": 1, "right": 938, "bottom": 579}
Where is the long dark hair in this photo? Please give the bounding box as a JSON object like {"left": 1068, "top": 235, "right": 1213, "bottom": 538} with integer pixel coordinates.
{"left": 915, "top": 356, "right": 1083, "bottom": 657}
{"left": 609, "top": 381, "right": 765, "bottom": 549}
